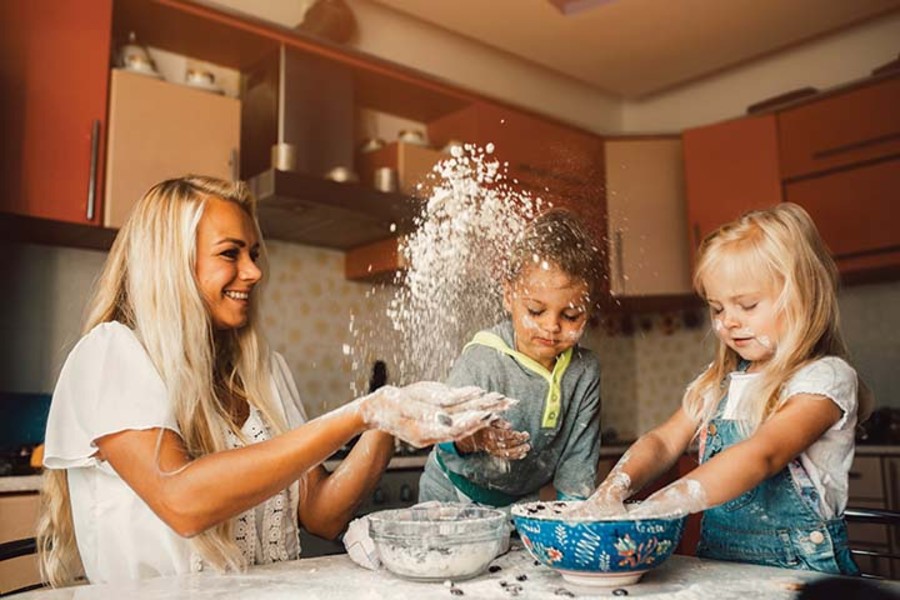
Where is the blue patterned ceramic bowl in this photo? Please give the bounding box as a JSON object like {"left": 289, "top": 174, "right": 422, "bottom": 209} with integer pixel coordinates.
{"left": 511, "top": 500, "right": 686, "bottom": 587}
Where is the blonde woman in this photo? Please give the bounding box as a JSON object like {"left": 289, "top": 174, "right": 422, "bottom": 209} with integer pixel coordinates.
{"left": 38, "top": 176, "right": 512, "bottom": 586}
{"left": 576, "top": 203, "right": 872, "bottom": 575}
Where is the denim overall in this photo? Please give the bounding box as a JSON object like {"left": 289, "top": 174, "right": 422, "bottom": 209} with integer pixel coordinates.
{"left": 695, "top": 369, "right": 859, "bottom": 575}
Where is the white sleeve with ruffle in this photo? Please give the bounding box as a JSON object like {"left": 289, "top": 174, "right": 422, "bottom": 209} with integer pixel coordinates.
{"left": 43, "top": 321, "right": 178, "bottom": 469}
{"left": 781, "top": 356, "right": 858, "bottom": 430}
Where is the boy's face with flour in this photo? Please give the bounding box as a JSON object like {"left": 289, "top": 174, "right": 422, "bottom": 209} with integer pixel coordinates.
{"left": 503, "top": 261, "right": 590, "bottom": 371}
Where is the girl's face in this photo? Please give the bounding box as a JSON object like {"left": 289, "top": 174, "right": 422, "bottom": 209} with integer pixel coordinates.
{"left": 503, "top": 262, "right": 590, "bottom": 370}
{"left": 195, "top": 198, "right": 262, "bottom": 330}
{"left": 702, "top": 261, "right": 782, "bottom": 369}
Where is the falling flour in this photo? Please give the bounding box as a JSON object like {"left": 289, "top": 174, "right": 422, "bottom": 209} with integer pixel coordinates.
{"left": 348, "top": 144, "right": 543, "bottom": 391}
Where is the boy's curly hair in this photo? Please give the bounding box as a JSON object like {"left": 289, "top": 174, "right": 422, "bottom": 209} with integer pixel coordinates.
{"left": 505, "top": 209, "right": 602, "bottom": 309}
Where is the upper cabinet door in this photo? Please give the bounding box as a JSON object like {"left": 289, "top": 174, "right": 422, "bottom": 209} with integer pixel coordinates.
{"left": 427, "top": 101, "right": 606, "bottom": 247}
{"left": 0, "top": 0, "right": 113, "bottom": 224}
{"left": 778, "top": 77, "right": 900, "bottom": 180}
{"left": 682, "top": 114, "right": 782, "bottom": 256}
{"left": 605, "top": 138, "right": 692, "bottom": 298}
{"left": 104, "top": 69, "right": 241, "bottom": 228}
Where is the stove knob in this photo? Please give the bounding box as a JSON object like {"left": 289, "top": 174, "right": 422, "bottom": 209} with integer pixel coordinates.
{"left": 400, "top": 484, "right": 413, "bottom": 502}
{"left": 373, "top": 487, "right": 386, "bottom": 504}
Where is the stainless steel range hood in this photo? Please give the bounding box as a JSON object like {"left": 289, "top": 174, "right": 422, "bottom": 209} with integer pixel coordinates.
{"left": 247, "top": 169, "right": 417, "bottom": 249}
{"left": 242, "top": 45, "right": 418, "bottom": 249}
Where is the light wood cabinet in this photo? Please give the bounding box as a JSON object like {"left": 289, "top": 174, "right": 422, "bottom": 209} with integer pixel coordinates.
{"left": 604, "top": 137, "right": 692, "bottom": 298}
{"left": 0, "top": 0, "right": 112, "bottom": 225}
{"left": 104, "top": 69, "right": 241, "bottom": 228}
{"left": 0, "top": 493, "right": 41, "bottom": 595}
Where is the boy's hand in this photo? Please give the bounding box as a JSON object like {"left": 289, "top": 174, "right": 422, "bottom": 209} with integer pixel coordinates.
{"left": 455, "top": 418, "right": 530, "bottom": 460}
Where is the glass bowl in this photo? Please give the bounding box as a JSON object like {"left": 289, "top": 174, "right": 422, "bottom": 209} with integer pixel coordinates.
{"left": 511, "top": 500, "right": 686, "bottom": 587}
{"left": 368, "top": 503, "right": 506, "bottom": 581}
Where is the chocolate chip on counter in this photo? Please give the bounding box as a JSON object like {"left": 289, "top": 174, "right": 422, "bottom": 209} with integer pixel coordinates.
{"left": 499, "top": 581, "right": 508, "bottom": 587}
{"left": 612, "top": 589, "right": 629, "bottom": 596}
{"left": 488, "top": 565, "right": 502, "bottom": 573}
{"left": 554, "top": 589, "right": 575, "bottom": 597}
{"left": 516, "top": 574, "right": 528, "bottom": 581}
{"left": 533, "top": 560, "right": 541, "bottom": 566}
{"left": 450, "top": 587, "right": 464, "bottom": 596}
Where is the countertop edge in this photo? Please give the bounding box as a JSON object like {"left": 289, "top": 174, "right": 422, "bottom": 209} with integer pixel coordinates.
{"left": 4, "top": 445, "right": 898, "bottom": 493}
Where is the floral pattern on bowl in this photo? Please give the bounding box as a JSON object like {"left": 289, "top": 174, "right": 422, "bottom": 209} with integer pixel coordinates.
{"left": 511, "top": 500, "right": 686, "bottom": 587}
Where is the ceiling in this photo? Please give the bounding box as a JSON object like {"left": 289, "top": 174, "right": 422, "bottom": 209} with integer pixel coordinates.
{"left": 369, "top": 0, "right": 900, "bottom": 98}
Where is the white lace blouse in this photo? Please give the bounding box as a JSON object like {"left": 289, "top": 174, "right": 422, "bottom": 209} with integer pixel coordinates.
{"left": 43, "top": 321, "right": 307, "bottom": 583}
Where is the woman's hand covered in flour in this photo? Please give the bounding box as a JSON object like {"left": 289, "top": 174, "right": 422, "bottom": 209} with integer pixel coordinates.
{"left": 454, "top": 419, "right": 530, "bottom": 460}
{"left": 357, "top": 382, "right": 516, "bottom": 448}
{"left": 628, "top": 478, "right": 709, "bottom": 519}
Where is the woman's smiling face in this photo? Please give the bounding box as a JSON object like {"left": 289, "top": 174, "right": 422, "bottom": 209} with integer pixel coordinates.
{"left": 504, "top": 262, "right": 590, "bottom": 370}
{"left": 195, "top": 197, "right": 262, "bottom": 330}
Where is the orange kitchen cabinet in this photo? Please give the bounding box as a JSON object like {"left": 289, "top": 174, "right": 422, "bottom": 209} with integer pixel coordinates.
{"left": 427, "top": 101, "right": 606, "bottom": 248}
{"left": 0, "top": 0, "right": 113, "bottom": 225}
{"left": 778, "top": 75, "right": 900, "bottom": 181}
{"left": 357, "top": 141, "right": 446, "bottom": 197}
{"left": 604, "top": 137, "right": 692, "bottom": 298}
{"left": 784, "top": 158, "right": 900, "bottom": 279}
{"left": 344, "top": 236, "right": 407, "bottom": 282}
{"left": 104, "top": 69, "right": 241, "bottom": 228}
{"left": 682, "top": 114, "right": 782, "bottom": 258}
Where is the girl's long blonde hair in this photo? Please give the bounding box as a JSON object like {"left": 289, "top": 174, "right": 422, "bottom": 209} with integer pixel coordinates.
{"left": 37, "top": 175, "right": 290, "bottom": 586}
{"left": 682, "top": 202, "right": 873, "bottom": 435}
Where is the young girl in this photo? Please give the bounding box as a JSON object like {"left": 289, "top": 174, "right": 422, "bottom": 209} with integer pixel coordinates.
{"left": 37, "top": 176, "right": 511, "bottom": 586}
{"left": 419, "top": 210, "right": 603, "bottom": 506}
{"left": 577, "top": 202, "right": 871, "bottom": 575}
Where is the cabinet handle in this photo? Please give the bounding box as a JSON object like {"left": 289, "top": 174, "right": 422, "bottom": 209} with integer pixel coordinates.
{"left": 614, "top": 229, "right": 625, "bottom": 293}
{"left": 813, "top": 132, "right": 900, "bottom": 161}
{"left": 86, "top": 119, "right": 100, "bottom": 222}
{"left": 848, "top": 471, "right": 861, "bottom": 480}
{"left": 230, "top": 147, "right": 240, "bottom": 181}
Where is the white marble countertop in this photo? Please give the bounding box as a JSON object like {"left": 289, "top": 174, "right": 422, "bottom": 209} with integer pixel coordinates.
{"left": 0, "top": 475, "right": 41, "bottom": 494}
{"left": 13, "top": 543, "right": 899, "bottom": 599}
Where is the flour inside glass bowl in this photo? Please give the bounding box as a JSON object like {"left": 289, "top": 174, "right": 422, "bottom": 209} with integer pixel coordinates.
{"left": 369, "top": 503, "right": 506, "bottom": 581}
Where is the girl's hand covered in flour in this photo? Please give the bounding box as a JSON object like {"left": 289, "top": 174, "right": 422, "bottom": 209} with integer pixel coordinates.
{"left": 357, "top": 382, "right": 516, "bottom": 447}
{"left": 565, "top": 473, "right": 632, "bottom": 519}
{"left": 628, "top": 478, "right": 709, "bottom": 519}
{"left": 454, "top": 419, "right": 531, "bottom": 460}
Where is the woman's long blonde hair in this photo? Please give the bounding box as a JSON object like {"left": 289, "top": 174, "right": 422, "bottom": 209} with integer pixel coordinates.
{"left": 37, "top": 176, "right": 290, "bottom": 586}
{"left": 682, "top": 202, "right": 873, "bottom": 435}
